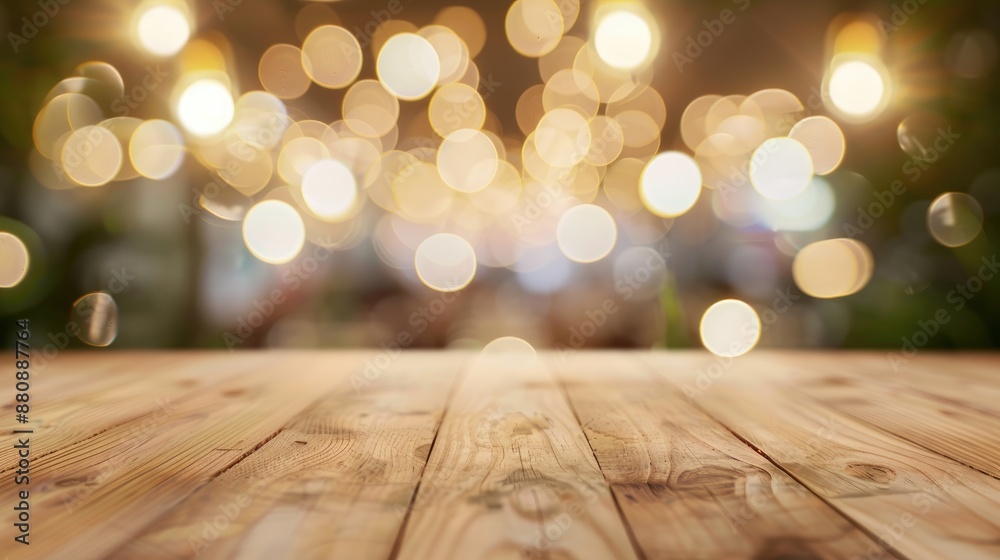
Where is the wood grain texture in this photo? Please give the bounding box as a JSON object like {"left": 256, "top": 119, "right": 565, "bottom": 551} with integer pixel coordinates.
{"left": 765, "top": 353, "right": 1000, "bottom": 478}
{"left": 781, "top": 351, "right": 1000, "bottom": 418}
{"left": 109, "top": 352, "right": 464, "bottom": 560}
{"left": 553, "top": 352, "right": 893, "bottom": 560}
{"left": 2, "top": 351, "right": 166, "bottom": 418}
{"left": 5, "top": 350, "right": 999, "bottom": 560}
{"left": 0, "top": 352, "right": 365, "bottom": 560}
{"left": 394, "top": 351, "right": 640, "bottom": 560}
{"left": 0, "top": 353, "right": 263, "bottom": 469}
{"left": 642, "top": 352, "right": 1000, "bottom": 560}
{"left": 789, "top": 370, "right": 1000, "bottom": 480}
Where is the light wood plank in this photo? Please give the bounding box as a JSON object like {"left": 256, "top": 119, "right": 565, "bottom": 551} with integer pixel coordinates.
{"left": 0, "top": 353, "right": 264, "bottom": 469}
{"left": 553, "top": 352, "right": 893, "bottom": 560}
{"left": 11, "top": 350, "right": 1000, "bottom": 559}
{"left": 787, "top": 367, "right": 1000, "bottom": 480}
{"left": 0, "top": 351, "right": 364, "bottom": 560}
{"left": 900, "top": 353, "right": 1000, "bottom": 384}
{"left": 395, "top": 351, "right": 640, "bottom": 560}
{"left": 780, "top": 352, "right": 1000, "bottom": 418}
{"left": 760, "top": 353, "right": 1000, "bottom": 478}
{"left": 109, "top": 352, "right": 463, "bottom": 560}
{"left": 3, "top": 351, "right": 165, "bottom": 412}
{"left": 643, "top": 352, "right": 1000, "bottom": 560}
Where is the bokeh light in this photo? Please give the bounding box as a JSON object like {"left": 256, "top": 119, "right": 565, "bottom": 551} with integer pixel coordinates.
{"left": 16, "top": 1, "right": 1000, "bottom": 356}
{"left": 640, "top": 152, "right": 702, "bottom": 218}
{"left": 177, "top": 79, "right": 235, "bottom": 137}
{"left": 534, "top": 107, "right": 591, "bottom": 168}
{"left": 604, "top": 158, "right": 644, "bottom": 214}
{"left": 927, "top": 193, "right": 984, "bottom": 248}
{"left": 506, "top": 0, "right": 564, "bottom": 58}
{"left": 343, "top": 79, "right": 400, "bottom": 138}
{"left": 742, "top": 88, "right": 805, "bottom": 137}
{"left": 516, "top": 84, "right": 546, "bottom": 136}
{"left": 130, "top": 120, "right": 185, "bottom": 180}
{"left": 434, "top": 6, "right": 487, "bottom": 58}
{"left": 757, "top": 177, "right": 836, "bottom": 231}
{"left": 392, "top": 161, "right": 454, "bottom": 222}
{"left": 540, "top": 36, "right": 585, "bottom": 81}
{"left": 695, "top": 133, "right": 749, "bottom": 191}
{"left": 793, "top": 238, "right": 874, "bottom": 299}
{"left": 438, "top": 129, "right": 499, "bottom": 193}
{"left": 415, "top": 233, "right": 477, "bottom": 292}
{"left": 750, "top": 137, "right": 815, "bottom": 200}
{"left": 468, "top": 160, "right": 522, "bottom": 214}
{"left": 33, "top": 93, "right": 102, "bottom": 160}
{"left": 556, "top": 204, "right": 617, "bottom": 264}
{"left": 481, "top": 336, "right": 537, "bottom": 357}
{"left": 429, "top": 83, "right": 485, "bottom": 136}
{"left": 594, "top": 9, "right": 654, "bottom": 70}
{"left": 543, "top": 69, "right": 599, "bottom": 117}
{"left": 479, "top": 336, "right": 540, "bottom": 368}
{"left": 99, "top": 117, "right": 142, "bottom": 182}
{"left": 61, "top": 126, "right": 123, "bottom": 187}
{"left": 242, "top": 200, "right": 306, "bottom": 264}
{"left": 377, "top": 33, "right": 440, "bottom": 101}
{"left": 135, "top": 3, "right": 191, "bottom": 57}
{"left": 789, "top": 116, "right": 845, "bottom": 175}
{"left": 259, "top": 44, "right": 311, "bottom": 100}
{"left": 70, "top": 292, "right": 119, "bottom": 347}
{"left": 680, "top": 94, "right": 721, "bottom": 151}
{"left": 574, "top": 38, "right": 652, "bottom": 104}
{"left": 700, "top": 300, "right": 761, "bottom": 358}
{"left": 833, "top": 20, "right": 882, "bottom": 56}
{"left": 302, "top": 26, "right": 363, "bottom": 89}
{"left": 278, "top": 136, "right": 330, "bottom": 188}
{"left": 586, "top": 115, "right": 624, "bottom": 166}
{"left": 826, "top": 57, "right": 890, "bottom": 121}
{"left": 301, "top": 159, "right": 358, "bottom": 222}
{"left": 418, "top": 25, "right": 470, "bottom": 85}
{"left": 0, "top": 232, "right": 30, "bottom": 288}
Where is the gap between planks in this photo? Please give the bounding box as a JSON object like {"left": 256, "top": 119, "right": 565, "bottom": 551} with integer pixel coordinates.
{"left": 770, "top": 353, "right": 1000, "bottom": 482}
{"left": 546, "top": 355, "right": 649, "bottom": 560}
{"left": 629, "top": 353, "right": 911, "bottom": 560}
{"left": 386, "top": 353, "right": 470, "bottom": 559}
{"left": 555, "top": 351, "right": 894, "bottom": 560}
{"left": 111, "top": 351, "right": 464, "bottom": 560}
{"left": 391, "top": 351, "right": 640, "bottom": 559}
{"left": 0, "top": 352, "right": 370, "bottom": 559}
{"left": 638, "top": 351, "right": 1000, "bottom": 560}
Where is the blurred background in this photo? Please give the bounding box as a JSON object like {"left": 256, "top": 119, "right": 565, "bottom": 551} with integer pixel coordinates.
{"left": 1, "top": 0, "right": 998, "bottom": 352}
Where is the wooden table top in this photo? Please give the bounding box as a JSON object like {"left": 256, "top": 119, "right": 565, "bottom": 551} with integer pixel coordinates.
{"left": 2, "top": 351, "right": 998, "bottom": 559}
